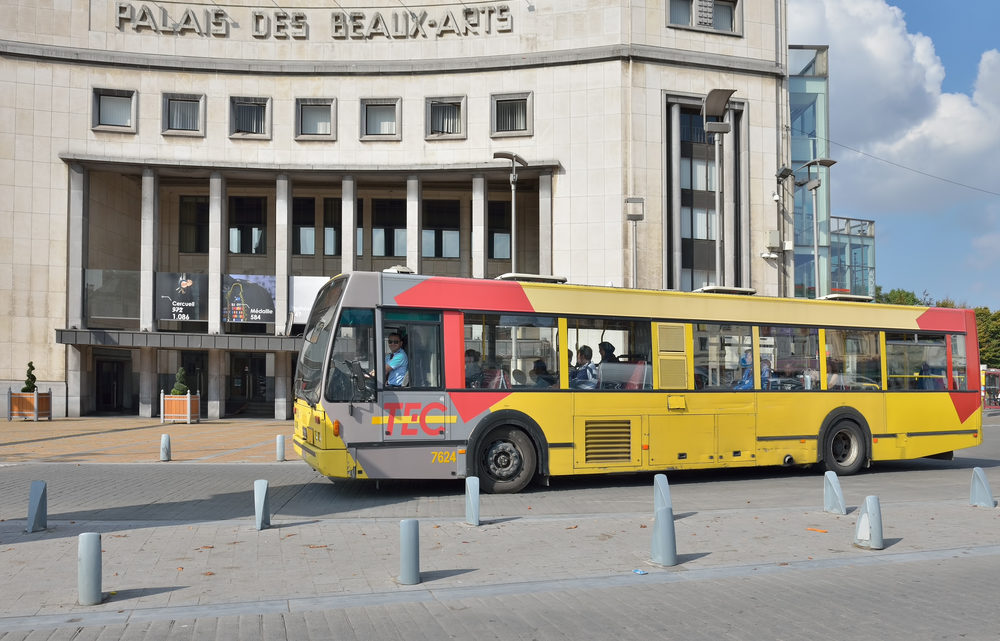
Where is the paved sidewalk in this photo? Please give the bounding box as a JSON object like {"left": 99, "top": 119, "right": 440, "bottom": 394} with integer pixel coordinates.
{"left": 0, "top": 416, "right": 996, "bottom": 639}
{"left": 0, "top": 416, "right": 294, "bottom": 464}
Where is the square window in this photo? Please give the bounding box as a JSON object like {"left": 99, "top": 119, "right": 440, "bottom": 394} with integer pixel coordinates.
{"left": 162, "top": 93, "right": 205, "bottom": 137}
{"left": 296, "top": 98, "right": 336, "bottom": 139}
{"left": 491, "top": 92, "right": 533, "bottom": 137}
{"left": 228, "top": 196, "right": 267, "bottom": 255}
{"left": 361, "top": 99, "right": 401, "bottom": 140}
{"left": 669, "top": 0, "right": 691, "bottom": 25}
{"left": 92, "top": 89, "right": 136, "bottom": 132}
{"left": 714, "top": 1, "right": 735, "bottom": 31}
{"left": 425, "top": 96, "right": 467, "bottom": 139}
{"left": 230, "top": 97, "right": 271, "bottom": 139}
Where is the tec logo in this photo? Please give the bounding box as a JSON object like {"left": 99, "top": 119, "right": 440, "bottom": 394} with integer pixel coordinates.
{"left": 374, "top": 402, "right": 456, "bottom": 436}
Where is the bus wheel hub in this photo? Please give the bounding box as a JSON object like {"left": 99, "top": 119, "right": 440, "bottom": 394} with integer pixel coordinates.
{"left": 486, "top": 441, "right": 521, "bottom": 479}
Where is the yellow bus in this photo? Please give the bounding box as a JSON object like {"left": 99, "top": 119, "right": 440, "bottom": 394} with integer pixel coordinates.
{"left": 292, "top": 272, "right": 983, "bottom": 493}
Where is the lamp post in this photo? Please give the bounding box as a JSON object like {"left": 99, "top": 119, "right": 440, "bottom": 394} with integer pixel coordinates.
{"left": 493, "top": 152, "right": 528, "bottom": 274}
{"left": 625, "top": 197, "right": 645, "bottom": 287}
{"left": 702, "top": 89, "right": 736, "bottom": 288}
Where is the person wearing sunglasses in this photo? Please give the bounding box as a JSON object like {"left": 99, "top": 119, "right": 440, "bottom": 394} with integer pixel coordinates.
{"left": 384, "top": 332, "right": 409, "bottom": 387}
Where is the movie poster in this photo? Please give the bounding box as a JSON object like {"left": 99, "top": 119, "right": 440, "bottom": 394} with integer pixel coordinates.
{"left": 223, "top": 274, "right": 276, "bottom": 323}
{"left": 156, "top": 272, "right": 208, "bottom": 321}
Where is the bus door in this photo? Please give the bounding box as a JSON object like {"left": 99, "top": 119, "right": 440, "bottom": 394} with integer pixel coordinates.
{"left": 647, "top": 323, "right": 756, "bottom": 468}
{"left": 361, "top": 310, "right": 455, "bottom": 479}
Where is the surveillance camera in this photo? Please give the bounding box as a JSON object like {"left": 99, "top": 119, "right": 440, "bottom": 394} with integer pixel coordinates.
{"left": 771, "top": 192, "right": 780, "bottom": 202}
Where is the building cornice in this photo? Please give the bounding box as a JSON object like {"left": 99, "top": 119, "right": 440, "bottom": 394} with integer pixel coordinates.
{"left": 1, "top": 39, "right": 785, "bottom": 77}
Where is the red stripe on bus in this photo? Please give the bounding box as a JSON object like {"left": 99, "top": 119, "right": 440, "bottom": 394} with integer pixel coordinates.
{"left": 393, "top": 277, "right": 535, "bottom": 312}
{"left": 451, "top": 391, "right": 512, "bottom": 422}
{"left": 950, "top": 392, "right": 981, "bottom": 423}
{"left": 915, "top": 307, "right": 967, "bottom": 332}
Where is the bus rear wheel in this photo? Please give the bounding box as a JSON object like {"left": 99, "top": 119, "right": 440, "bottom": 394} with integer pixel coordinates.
{"left": 478, "top": 427, "right": 536, "bottom": 494}
{"left": 823, "top": 420, "right": 866, "bottom": 475}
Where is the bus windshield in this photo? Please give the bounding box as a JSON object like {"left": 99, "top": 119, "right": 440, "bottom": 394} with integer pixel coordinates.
{"left": 324, "top": 308, "right": 376, "bottom": 403}
{"left": 294, "top": 278, "right": 345, "bottom": 405}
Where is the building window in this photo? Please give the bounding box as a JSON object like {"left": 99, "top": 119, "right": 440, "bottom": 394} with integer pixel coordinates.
{"left": 162, "top": 93, "right": 205, "bottom": 137}
{"left": 179, "top": 196, "right": 209, "bottom": 253}
{"left": 92, "top": 88, "right": 136, "bottom": 132}
{"left": 488, "top": 202, "right": 511, "bottom": 260}
{"left": 228, "top": 196, "right": 267, "bottom": 255}
{"left": 491, "top": 92, "right": 533, "bottom": 137}
{"left": 296, "top": 98, "right": 336, "bottom": 140}
{"left": 425, "top": 96, "right": 467, "bottom": 139}
{"left": 669, "top": 0, "right": 740, "bottom": 34}
{"left": 372, "top": 199, "right": 406, "bottom": 257}
{"left": 292, "top": 197, "right": 316, "bottom": 256}
{"left": 230, "top": 96, "right": 271, "bottom": 139}
{"left": 422, "top": 200, "right": 460, "bottom": 258}
{"left": 361, "top": 98, "right": 401, "bottom": 141}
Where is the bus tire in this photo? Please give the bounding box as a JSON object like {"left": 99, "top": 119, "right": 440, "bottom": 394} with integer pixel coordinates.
{"left": 822, "top": 420, "right": 866, "bottom": 475}
{"left": 478, "top": 427, "right": 537, "bottom": 494}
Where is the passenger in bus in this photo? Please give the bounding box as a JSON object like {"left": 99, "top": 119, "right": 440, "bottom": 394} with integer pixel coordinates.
{"left": 733, "top": 349, "right": 754, "bottom": 390}
{"left": 384, "top": 332, "right": 409, "bottom": 387}
{"left": 465, "top": 349, "right": 484, "bottom": 388}
{"left": 571, "top": 345, "right": 598, "bottom": 389}
{"left": 529, "top": 359, "right": 557, "bottom": 388}
{"left": 760, "top": 358, "right": 772, "bottom": 390}
{"left": 598, "top": 342, "right": 618, "bottom": 364}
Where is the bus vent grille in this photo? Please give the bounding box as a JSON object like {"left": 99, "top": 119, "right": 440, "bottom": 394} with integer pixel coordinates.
{"left": 585, "top": 420, "right": 632, "bottom": 463}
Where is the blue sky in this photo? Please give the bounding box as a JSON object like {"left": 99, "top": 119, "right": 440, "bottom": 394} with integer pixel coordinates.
{"left": 789, "top": 0, "right": 1000, "bottom": 308}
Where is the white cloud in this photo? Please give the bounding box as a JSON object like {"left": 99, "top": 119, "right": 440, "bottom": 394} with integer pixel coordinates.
{"left": 788, "top": 0, "right": 1000, "bottom": 306}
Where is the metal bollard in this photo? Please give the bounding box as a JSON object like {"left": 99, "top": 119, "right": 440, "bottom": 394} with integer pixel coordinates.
{"left": 78, "top": 533, "right": 103, "bottom": 605}
{"left": 160, "top": 434, "right": 171, "bottom": 462}
{"left": 853, "top": 495, "right": 884, "bottom": 550}
{"left": 465, "top": 477, "right": 480, "bottom": 526}
{"left": 254, "top": 479, "right": 270, "bottom": 530}
{"left": 823, "top": 471, "right": 847, "bottom": 515}
{"left": 970, "top": 467, "right": 996, "bottom": 508}
{"left": 399, "top": 519, "right": 420, "bottom": 585}
{"left": 276, "top": 434, "right": 285, "bottom": 462}
{"left": 26, "top": 480, "right": 47, "bottom": 533}
{"left": 651, "top": 474, "right": 678, "bottom": 566}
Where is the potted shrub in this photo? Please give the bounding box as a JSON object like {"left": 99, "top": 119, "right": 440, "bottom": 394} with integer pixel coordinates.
{"left": 8, "top": 362, "right": 52, "bottom": 421}
{"left": 161, "top": 366, "right": 200, "bottom": 424}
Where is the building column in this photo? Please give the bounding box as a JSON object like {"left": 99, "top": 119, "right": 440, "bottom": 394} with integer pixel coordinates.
{"left": 406, "top": 175, "right": 421, "bottom": 273}
{"left": 341, "top": 176, "right": 356, "bottom": 272}
{"left": 459, "top": 193, "right": 472, "bottom": 277}
{"left": 67, "top": 164, "right": 88, "bottom": 417}
{"left": 274, "top": 352, "right": 291, "bottom": 419}
{"left": 537, "top": 173, "right": 553, "bottom": 276}
{"left": 723, "top": 119, "right": 738, "bottom": 287}
{"left": 208, "top": 173, "right": 226, "bottom": 335}
{"left": 140, "top": 167, "right": 158, "bottom": 332}
{"left": 207, "top": 348, "right": 224, "bottom": 419}
{"left": 472, "top": 175, "right": 486, "bottom": 278}
{"left": 668, "top": 103, "right": 682, "bottom": 290}
{"left": 138, "top": 347, "right": 156, "bottom": 418}
{"left": 275, "top": 174, "right": 291, "bottom": 335}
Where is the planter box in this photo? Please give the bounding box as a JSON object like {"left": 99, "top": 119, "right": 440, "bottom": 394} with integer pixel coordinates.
{"left": 8, "top": 389, "right": 52, "bottom": 421}
{"left": 161, "top": 390, "right": 200, "bottom": 424}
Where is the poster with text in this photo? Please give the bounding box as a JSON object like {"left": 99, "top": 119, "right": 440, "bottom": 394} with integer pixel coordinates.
{"left": 223, "top": 274, "right": 276, "bottom": 323}
{"left": 291, "top": 276, "right": 331, "bottom": 324}
{"left": 156, "top": 272, "right": 207, "bottom": 321}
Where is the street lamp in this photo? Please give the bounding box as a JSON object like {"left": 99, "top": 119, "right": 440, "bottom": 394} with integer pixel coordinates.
{"left": 625, "top": 197, "right": 645, "bottom": 287}
{"left": 493, "top": 151, "right": 528, "bottom": 273}
{"left": 702, "top": 89, "right": 736, "bottom": 288}
{"left": 796, "top": 158, "right": 836, "bottom": 298}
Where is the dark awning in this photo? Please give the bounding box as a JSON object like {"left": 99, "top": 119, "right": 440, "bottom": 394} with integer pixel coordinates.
{"left": 56, "top": 329, "right": 303, "bottom": 353}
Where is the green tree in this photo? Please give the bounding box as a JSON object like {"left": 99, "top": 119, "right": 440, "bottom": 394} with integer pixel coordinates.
{"left": 976, "top": 307, "right": 1000, "bottom": 369}
{"left": 170, "top": 367, "right": 189, "bottom": 395}
{"left": 21, "top": 361, "right": 36, "bottom": 393}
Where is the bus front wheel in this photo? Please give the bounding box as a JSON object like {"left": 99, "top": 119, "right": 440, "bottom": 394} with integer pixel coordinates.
{"left": 823, "top": 420, "right": 866, "bottom": 475}
{"left": 478, "top": 427, "right": 537, "bottom": 494}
